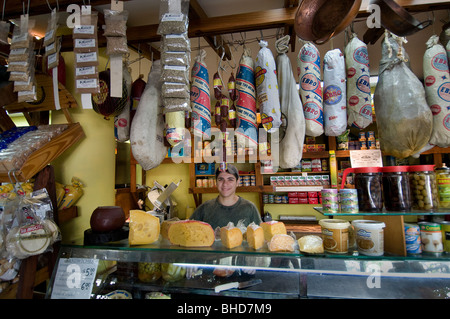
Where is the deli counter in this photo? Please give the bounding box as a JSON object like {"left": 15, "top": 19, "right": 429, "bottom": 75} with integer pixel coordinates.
{"left": 45, "top": 238, "right": 450, "bottom": 299}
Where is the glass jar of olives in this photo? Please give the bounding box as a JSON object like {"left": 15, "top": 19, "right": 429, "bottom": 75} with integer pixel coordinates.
{"left": 381, "top": 166, "right": 411, "bottom": 212}
{"left": 436, "top": 164, "right": 450, "bottom": 209}
{"left": 408, "top": 165, "right": 438, "bottom": 211}
{"left": 352, "top": 167, "right": 383, "bottom": 212}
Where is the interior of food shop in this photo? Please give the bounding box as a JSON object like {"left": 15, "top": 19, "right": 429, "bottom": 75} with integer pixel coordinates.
{"left": 0, "top": 0, "right": 450, "bottom": 301}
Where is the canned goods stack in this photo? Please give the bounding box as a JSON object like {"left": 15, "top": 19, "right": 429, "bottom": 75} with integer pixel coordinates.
{"left": 321, "top": 189, "right": 339, "bottom": 213}
{"left": 339, "top": 189, "right": 358, "bottom": 213}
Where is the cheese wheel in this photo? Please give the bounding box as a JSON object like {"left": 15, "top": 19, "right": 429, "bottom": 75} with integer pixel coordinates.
{"left": 261, "top": 221, "right": 286, "bottom": 242}
{"left": 268, "top": 234, "right": 295, "bottom": 252}
{"left": 298, "top": 235, "right": 324, "bottom": 254}
{"left": 246, "top": 224, "right": 264, "bottom": 250}
{"left": 220, "top": 226, "right": 243, "bottom": 249}
{"left": 129, "top": 210, "right": 160, "bottom": 245}
{"left": 168, "top": 220, "right": 215, "bottom": 247}
{"left": 161, "top": 218, "right": 180, "bottom": 240}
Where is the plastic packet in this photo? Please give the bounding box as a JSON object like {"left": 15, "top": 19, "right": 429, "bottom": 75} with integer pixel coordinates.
{"left": 17, "top": 85, "right": 37, "bottom": 103}
{"left": 157, "top": 0, "right": 189, "bottom": 35}
{"left": 161, "top": 33, "right": 191, "bottom": 52}
{"left": 161, "top": 51, "right": 190, "bottom": 67}
{"left": 162, "top": 82, "right": 190, "bottom": 99}
{"left": 162, "top": 97, "right": 190, "bottom": 113}
{"left": 9, "top": 15, "right": 35, "bottom": 49}
{"left": 72, "top": 12, "right": 98, "bottom": 39}
{"left": 43, "top": 9, "right": 59, "bottom": 47}
{"left": 74, "top": 65, "right": 98, "bottom": 79}
{"left": 106, "top": 36, "right": 128, "bottom": 55}
{"left": 103, "top": 9, "right": 128, "bottom": 37}
{"left": 59, "top": 177, "right": 85, "bottom": 210}
{"left": 47, "top": 51, "right": 60, "bottom": 70}
{"left": 0, "top": 21, "right": 10, "bottom": 45}
{"left": 73, "top": 37, "right": 97, "bottom": 53}
{"left": 161, "top": 65, "right": 189, "bottom": 85}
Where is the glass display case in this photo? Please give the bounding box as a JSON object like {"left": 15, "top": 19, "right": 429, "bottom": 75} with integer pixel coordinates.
{"left": 45, "top": 238, "right": 450, "bottom": 299}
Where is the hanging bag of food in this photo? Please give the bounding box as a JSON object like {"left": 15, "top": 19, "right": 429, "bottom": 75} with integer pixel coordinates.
{"left": 235, "top": 47, "right": 258, "bottom": 149}
{"left": 423, "top": 35, "right": 450, "bottom": 148}
{"left": 373, "top": 32, "right": 433, "bottom": 158}
{"left": 255, "top": 40, "right": 282, "bottom": 133}
{"left": 345, "top": 33, "right": 373, "bottom": 129}
{"left": 297, "top": 42, "right": 324, "bottom": 137}
{"left": 275, "top": 35, "right": 306, "bottom": 168}
{"left": 130, "top": 61, "right": 168, "bottom": 170}
{"left": 323, "top": 49, "right": 347, "bottom": 136}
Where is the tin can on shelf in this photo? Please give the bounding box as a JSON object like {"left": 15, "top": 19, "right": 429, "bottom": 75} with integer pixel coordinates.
{"left": 339, "top": 188, "right": 358, "bottom": 214}
{"left": 440, "top": 221, "right": 450, "bottom": 253}
{"left": 418, "top": 222, "right": 443, "bottom": 255}
{"left": 404, "top": 223, "right": 422, "bottom": 255}
{"left": 321, "top": 189, "right": 339, "bottom": 213}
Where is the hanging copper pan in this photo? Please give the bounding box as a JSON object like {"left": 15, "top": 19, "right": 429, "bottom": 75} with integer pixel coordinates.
{"left": 294, "top": 0, "right": 362, "bottom": 45}
{"left": 371, "top": 0, "right": 432, "bottom": 37}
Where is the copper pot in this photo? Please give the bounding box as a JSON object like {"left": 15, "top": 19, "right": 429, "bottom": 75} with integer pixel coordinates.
{"left": 372, "top": 0, "right": 432, "bottom": 37}
{"left": 294, "top": 0, "right": 362, "bottom": 45}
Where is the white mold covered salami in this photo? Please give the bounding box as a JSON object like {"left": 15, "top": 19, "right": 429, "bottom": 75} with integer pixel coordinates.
{"left": 345, "top": 34, "right": 373, "bottom": 129}
{"left": 323, "top": 49, "right": 347, "bottom": 136}
{"left": 255, "top": 40, "right": 282, "bottom": 133}
{"left": 423, "top": 35, "right": 450, "bottom": 148}
{"left": 297, "top": 42, "right": 324, "bottom": 137}
{"left": 275, "top": 35, "right": 305, "bottom": 168}
{"left": 235, "top": 47, "right": 258, "bottom": 149}
{"left": 130, "top": 60, "right": 168, "bottom": 170}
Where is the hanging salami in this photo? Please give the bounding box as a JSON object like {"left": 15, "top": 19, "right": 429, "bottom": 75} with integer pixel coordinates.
{"left": 423, "top": 35, "right": 450, "bottom": 148}
{"left": 297, "top": 42, "right": 324, "bottom": 137}
{"left": 190, "top": 49, "right": 211, "bottom": 139}
{"left": 345, "top": 33, "right": 373, "bottom": 129}
{"left": 235, "top": 47, "right": 258, "bottom": 149}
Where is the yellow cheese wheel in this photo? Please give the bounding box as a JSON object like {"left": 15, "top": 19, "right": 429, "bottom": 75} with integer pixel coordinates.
{"left": 268, "top": 234, "right": 295, "bottom": 252}
{"left": 168, "top": 220, "right": 215, "bottom": 247}
{"left": 220, "top": 226, "right": 243, "bottom": 249}
{"left": 129, "top": 210, "right": 160, "bottom": 245}
{"left": 261, "top": 221, "right": 286, "bottom": 242}
{"left": 246, "top": 224, "right": 264, "bottom": 250}
{"left": 161, "top": 218, "right": 180, "bottom": 240}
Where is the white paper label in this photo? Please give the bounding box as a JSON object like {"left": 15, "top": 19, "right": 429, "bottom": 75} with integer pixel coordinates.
{"left": 76, "top": 78, "right": 98, "bottom": 89}
{"left": 73, "top": 25, "right": 95, "bottom": 35}
{"left": 76, "top": 66, "right": 96, "bottom": 77}
{"left": 50, "top": 258, "right": 98, "bottom": 299}
{"left": 74, "top": 38, "right": 96, "bottom": 48}
{"left": 76, "top": 51, "right": 97, "bottom": 63}
{"left": 349, "top": 149, "right": 383, "bottom": 168}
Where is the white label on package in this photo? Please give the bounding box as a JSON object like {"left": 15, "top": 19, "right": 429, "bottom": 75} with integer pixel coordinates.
{"left": 76, "top": 78, "right": 98, "bottom": 89}
{"left": 74, "top": 38, "right": 96, "bottom": 48}
{"left": 48, "top": 52, "right": 57, "bottom": 65}
{"left": 76, "top": 51, "right": 97, "bottom": 63}
{"left": 76, "top": 66, "right": 96, "bottom": 77}
{"left": 73, "top": 25, "right": 95, "bottom": 35}
{"left": 50, "top": 258, "right": 99, "bottom": 299}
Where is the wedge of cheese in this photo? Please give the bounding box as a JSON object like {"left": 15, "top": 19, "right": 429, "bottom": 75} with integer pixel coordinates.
{"left": 220, "top": 225, "right": 243, "bottom": 249}
{"left": 246, "top": 223, "right": 264, "bottom": 250}
{"left": 268, "top": 234, "right": 295, "bottom": 252}
{"left": 129, "top": 210, "right": 160, "bottom": 245}
{"left": 168, "top": 220, "right": 215, "bottom": 247}
{"left": 261, "top": 221, "right": 286, "bottom": 242}
{"left": 161, "top": 218, "right": 180, "bottom": 240}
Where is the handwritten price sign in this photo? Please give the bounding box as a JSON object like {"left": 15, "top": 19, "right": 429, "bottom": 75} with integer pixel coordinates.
{"left": 50, "top": 258, "right": 99, "bottom": 299}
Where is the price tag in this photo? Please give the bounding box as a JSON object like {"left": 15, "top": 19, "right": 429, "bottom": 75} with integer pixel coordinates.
{"left": 50, "top": 258, "right": 99, "bottom": 299}
{"left": 349, "top": 149, "right": 383, "bottom": 168}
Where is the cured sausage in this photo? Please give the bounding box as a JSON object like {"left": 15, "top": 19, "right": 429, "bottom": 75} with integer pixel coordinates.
{"left": 114, "top": 65, "right": 132, "bottom": 142}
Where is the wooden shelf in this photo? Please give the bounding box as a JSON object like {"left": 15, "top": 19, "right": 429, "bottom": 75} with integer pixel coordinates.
{"left": 0, "top": 122, "right": 85, "bottom": 182}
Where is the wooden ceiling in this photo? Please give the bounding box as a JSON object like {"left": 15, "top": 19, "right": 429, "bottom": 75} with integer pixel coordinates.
{"left": 1, "top": 0, "right": 449, "bottom": 60}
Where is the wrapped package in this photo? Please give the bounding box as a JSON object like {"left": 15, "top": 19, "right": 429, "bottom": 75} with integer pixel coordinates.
{"left": 297, "top": 42, "right": 324, "bottom": 137}
{"left": 323, "top": 49, "right": 347, "bottom": 136}
{"left": 130, "top": 60, "right": 168, "bottom": 170}
{"left": 114, "top": 65, "right": 132, "bottom": 142}
{"left": 345, "top": 33, "right": 373, "bottom": 129}
{"left": 423, "top": 35, "right": 450, "bottom": 148}
{"left": 235, "top": 47, "right": 258, "bottom": 149}
{"left": 59, "top": 177, "right": 84, "bottom": 210}
{"left": 255, "top": 40, "right": 282, "bottom": 132}
{"left": 275, "top": 35, "right": 306, "bottom": 169}
{"left": 190, "top": 49, "right": 211, "bottom": 139}
{"left": 165, "top": 111, "right": 185, "bottom": 147}
{"left": 373, "top": 33, "right": 433, "bottom": 158}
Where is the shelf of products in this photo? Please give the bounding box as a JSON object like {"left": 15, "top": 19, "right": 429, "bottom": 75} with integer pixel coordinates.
{"left": 314, "top": 207, "right": 450, "bottom": 217}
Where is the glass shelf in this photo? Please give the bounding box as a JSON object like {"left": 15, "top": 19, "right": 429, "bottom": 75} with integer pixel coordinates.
{"left": 314, "top": 206, "right": 450, "bottom": 216}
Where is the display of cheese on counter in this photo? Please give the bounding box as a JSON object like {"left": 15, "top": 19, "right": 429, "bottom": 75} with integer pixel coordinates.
{"left": 161, "top": 218, "right": 180, "bottom": 240}
{"left": 246, "top": 223, "right": 265, "bottom": 250}
{"left": 220, "top": 224, "right": 243, "bottom": 249}
{"left": 128, "top": 210, "right": 160, "bottom": 245}
{"left": 167, "top": 220, "right": 215, "bottom": 247}
{"left": 261, "top": 221, "right": 286, "bottom": 241}
{"left": 298, "top": 235, "right": 324, "bottom": 254}
{"left": 268, "top": 234, "right": 296, "bottom": 252}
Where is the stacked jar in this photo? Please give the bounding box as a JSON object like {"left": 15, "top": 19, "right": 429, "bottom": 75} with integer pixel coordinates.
{"left": 408, "top": 165, "right": 438, "bottom": 211}
{"left": 436, "top": 164, "right": 450, "bottom": 209}
{"left": 352, "top": 167, "right": 383, "bottom": 212}
{"left": 381, "top": 166, "right": 411, "bottom": 212}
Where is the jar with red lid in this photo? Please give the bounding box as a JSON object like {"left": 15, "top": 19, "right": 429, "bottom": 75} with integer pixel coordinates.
{"left": 381, "top": 166, "right": 411, "bottom": 212}
{"left": 341, "top": 167, "right": 383, "bottom": 212}
{"left": 408, "top": 165, "right": 438, "bottom": 211}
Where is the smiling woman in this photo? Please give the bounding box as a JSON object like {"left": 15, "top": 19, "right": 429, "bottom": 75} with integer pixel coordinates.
{"left": 189, "top": 164, "right": 262, "bottom": 228}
